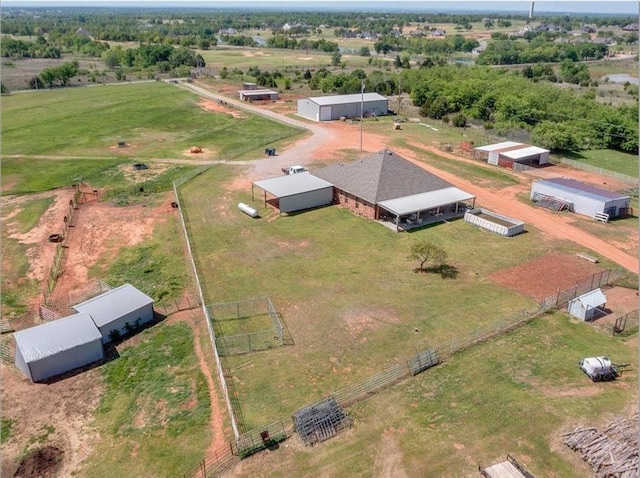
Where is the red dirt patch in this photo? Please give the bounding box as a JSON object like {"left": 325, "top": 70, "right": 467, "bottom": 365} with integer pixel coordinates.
{"left": 488, "top": 253, "right": 604, "bottom": 301}
{"left": 199, "top": 99, "right": 246, "bottom": 119}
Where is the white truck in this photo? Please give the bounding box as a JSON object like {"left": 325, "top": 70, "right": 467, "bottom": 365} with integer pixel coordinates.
{"left": 579, "top": 356, "right": 618, "bottom": 382}
{"left": 282, "top": 165, "right": 307, "bottom": 175}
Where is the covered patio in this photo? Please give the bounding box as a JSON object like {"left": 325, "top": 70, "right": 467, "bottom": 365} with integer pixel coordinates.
{"left": 377, "top": 187, "right": 476, "bottom": 232}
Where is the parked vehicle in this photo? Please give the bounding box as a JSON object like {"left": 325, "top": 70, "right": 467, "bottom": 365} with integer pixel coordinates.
{"left": 282, "top": 165, "right": 307, "bottom": 175}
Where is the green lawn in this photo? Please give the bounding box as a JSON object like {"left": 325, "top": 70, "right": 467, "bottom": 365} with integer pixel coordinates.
{"left": 1, "top": 82, "right": 301, "bottom": 160}
{"left": 231, "top": 311, "right": 637, "bottom": 477}
{"left": 555, "top": 149, "right": 639, "bottom": 178}
{"left": 179, "top": 165, "right": 600, "bottom": 430}
{"left": 81, "top": 322, "right": 211, "bottom": 478}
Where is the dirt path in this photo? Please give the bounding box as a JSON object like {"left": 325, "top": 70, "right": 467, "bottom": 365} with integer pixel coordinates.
{"left": 165, "top": 310, "right": 227, "bottom": 455}
{"left": 393, "top": 146, "right": 638, "bottom": 272}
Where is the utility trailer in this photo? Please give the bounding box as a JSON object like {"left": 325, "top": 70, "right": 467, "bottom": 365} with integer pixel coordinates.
{"left": 578, "top": 356, "right": 618, "bottom": 382}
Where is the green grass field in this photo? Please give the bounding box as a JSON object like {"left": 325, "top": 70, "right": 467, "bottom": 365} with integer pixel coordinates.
{"left": 1, "top": 82, "right": 301, "bottom": 160}
{"left": 179, "top": 164, "right": 621, "bottom": 430}
{"left": 81, "top": 322, "right": 211, "bottom": 478}
{"left": 231, "top": 311, "right": 637, "bottom": 477}
{"left": 556, "top": 149, "right": 639, "bottom": 178}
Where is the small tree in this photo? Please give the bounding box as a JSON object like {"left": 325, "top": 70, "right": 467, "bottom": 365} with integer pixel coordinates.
{"left": 409, "top": 239, "right": 447, "bottom": 271}
{"left": 331, "top": 51, "right": 342, "bottom": 66}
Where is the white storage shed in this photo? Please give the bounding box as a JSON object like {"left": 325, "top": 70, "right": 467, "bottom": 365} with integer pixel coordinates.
{"left": 473, "top": 142, "right": 549, "bottom": 167}
{"left": 73, "top": 283, "right": 154, "bottom": 343}
{"left": 252, "top": 173, "right": 333, "bottom": 214}
{"left": 14, "top": 313, "right": 104, "bottom": 383}
{"left": 297, "top": 93, "right": 388, "bottom": 122}
{"left": 238, "top": 89, "right": 279, "bottom": 101}
{"left": 531, "top": 178, "right": 631, "bottom": 219}
{"left": 568, "top": 288, "right": 607, "bottom": 321}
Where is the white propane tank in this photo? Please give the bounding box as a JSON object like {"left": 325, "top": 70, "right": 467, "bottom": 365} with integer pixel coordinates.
{"left": 238, "top": 202, "right": 259, "bottom": 218}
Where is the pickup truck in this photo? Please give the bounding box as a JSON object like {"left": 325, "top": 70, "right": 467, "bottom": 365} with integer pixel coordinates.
{"left": 282, "top": 165, "right": 307, "bottom": 175}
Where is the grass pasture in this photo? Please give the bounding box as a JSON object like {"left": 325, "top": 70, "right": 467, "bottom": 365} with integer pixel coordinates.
{"left": 1, "top": 82, "right": 301, "bottom": 160}
{"left": 81, "top": 321, "right": 211, "bottom": 478}
{"left": 233, "top": 311, "right": 637, "bottom": 477}
{"left": 557, "top": 148, "right": 639, "bottom": 178}
{"left": 179, "top": 164, "right": 615, "bottom": 432}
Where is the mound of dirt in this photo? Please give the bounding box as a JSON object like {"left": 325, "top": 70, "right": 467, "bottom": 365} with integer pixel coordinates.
{"left": 14, "top": 446, "right": 63, "bottom": 478}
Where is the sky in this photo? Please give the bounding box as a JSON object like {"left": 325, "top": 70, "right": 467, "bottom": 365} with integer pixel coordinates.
{"left": 2, "top": 0, "right": 638, "bottom": 15}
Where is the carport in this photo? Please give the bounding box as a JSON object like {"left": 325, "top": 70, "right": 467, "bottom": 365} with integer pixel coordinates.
{"left": 252, "top": 173, "right": 333, "bottom": 214}
{"left": 378, "top": 187, "right": 476, "bottom": 232}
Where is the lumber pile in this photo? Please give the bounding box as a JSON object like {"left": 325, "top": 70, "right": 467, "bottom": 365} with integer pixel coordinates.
{"left": 562, "top": 413, "right": 638, "bottom": 477}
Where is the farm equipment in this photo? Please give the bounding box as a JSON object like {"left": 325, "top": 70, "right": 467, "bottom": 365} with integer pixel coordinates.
{"left": 578, "top": 356, "right": 619, "bottom": 382}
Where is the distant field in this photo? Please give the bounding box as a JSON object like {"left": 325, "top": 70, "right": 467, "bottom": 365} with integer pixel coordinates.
{"left": 1, "top": 82, "right": 301, "bottom": 160}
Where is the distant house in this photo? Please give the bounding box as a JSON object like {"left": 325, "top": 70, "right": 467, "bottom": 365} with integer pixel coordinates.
{"left": 581, "top": 25, "right": 597, "bottom": 34}
{"left": 312, "top": 149, "right": 475, "bottom": 232}
{"left": 410, "top": 29, "right": 426, "bottom": 37}
{"left": 432, "top": 29, "right": 446, "bottom": 37}
{"left": 360, "top": 31, "right": 378, "bottom": 40}
{"left": 75, "top": 27, "right": 91, "bottom": 37}
{"left": 341, "top": 30, "right": 358, "bottom": 39}
{"left": 218, "top": 28, "right": 237, "bottom": 35}
{"left": 622, "top": 23, "right": 639, "bottom": 32}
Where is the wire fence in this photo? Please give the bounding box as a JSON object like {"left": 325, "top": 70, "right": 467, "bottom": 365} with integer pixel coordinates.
{"left": 42, "top": 191, "right": 81, "bottom": 305}
{"left": 187, "top": 267, "right": 624, "bottom": 477}
{"left": 553, "top": 158, "right": 638, "bottom": 186}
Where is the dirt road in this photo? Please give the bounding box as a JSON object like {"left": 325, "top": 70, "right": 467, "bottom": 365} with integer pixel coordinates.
{"left": 179, "top": 82, "right": 638, "bottom": 273}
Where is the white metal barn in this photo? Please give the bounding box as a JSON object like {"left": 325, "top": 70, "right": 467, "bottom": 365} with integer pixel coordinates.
{"left": 14, "top": 313, "right": 104, "bottom": 383}
{"left": 568, "top": 288, "right": 607, "bottom": 321}
{"left": 473, "top": 141, "right": 549, "bottom": 167}
{"left": 297, "top": 93, "right": 388, "bottom": 122}
{"left": 252, "top": 173, "right": 333, "bottom": 214}
{"left": 73, "top": 283, "right": 154, "bottom": 343}
{"left": 530, "top": 178, "right": 631, "bottom": 219}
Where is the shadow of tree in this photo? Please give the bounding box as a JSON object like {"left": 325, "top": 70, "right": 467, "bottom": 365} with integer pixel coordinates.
{"left": 414, "top": 263, "right": 459, "bottom": 279}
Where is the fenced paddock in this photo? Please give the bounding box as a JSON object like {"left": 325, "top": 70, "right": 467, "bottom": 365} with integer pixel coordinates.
{"left": 208, "top": 297, "right": 289, "bottom": 356}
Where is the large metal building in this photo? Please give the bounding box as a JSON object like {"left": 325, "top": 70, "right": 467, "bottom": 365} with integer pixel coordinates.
{"left": 252, "top": 172, "right": 333, "bottom": 214}
{"left": 14, "top": 313, "right": 104, "bottom": 383}
{"left": 531, "top": 178, "right": 631, "bottom": 219}
{"left": 297, "top": 93, "right": 388, "bottom": 122}
{"left": 73, "top": 283, "right": 154, "bottom": 343}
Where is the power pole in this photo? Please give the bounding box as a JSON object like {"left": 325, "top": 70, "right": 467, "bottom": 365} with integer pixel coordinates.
{"left": 360, "top": 80, "right": 365, "bottom": 152}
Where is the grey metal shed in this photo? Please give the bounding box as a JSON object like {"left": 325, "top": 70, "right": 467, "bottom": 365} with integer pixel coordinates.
{"left": 531, "top": 178, "right": 631, "bottom": 219}
{"left": 238, "top": 89, "right": 279, "bottom": 101}
{"left": 252, "top": 173, "right": 333, "bottom": 214}
{"left": 568, "top": 288, "right": 607, "bottom": 321}
{"left": 297, "top": 93, "right": 388, "bottom": 122}
{"left": 73, "top": 283, "right": 154, "bottom": 343}
{"left": 14, "top": 313, "right": 104, "bottom": 383}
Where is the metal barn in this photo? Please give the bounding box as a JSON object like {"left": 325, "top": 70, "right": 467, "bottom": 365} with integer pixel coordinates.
{"left": 568, "top": 288, "right": 607, "bottom": 321}
{"left": 238, "top": 89, "right": 279, "bottom": 101}
{"left": 297, "top": 93, "right": 388, "bottom": 122}
{"left": 252, "top": 173, "right": 333, "bottom": 214}
{"left": 530, "top": 178, "right": 631, "bottom": 219}
{"left": 73, "top": 283, "right": 154, "bottom": 343}
{"left": 14, "top": 313, "right": 104, "bottom": 383}
{"left": 473, "top": 142, "right": 549, "bottom": 167}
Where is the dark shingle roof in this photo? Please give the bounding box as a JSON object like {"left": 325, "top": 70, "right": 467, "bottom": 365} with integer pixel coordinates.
{"left": 313, "top": 149, "right": 453, "bottom": 204}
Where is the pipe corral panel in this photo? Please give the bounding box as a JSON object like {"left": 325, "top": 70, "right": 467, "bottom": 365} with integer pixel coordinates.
{"left": 464, "top": 208, "right": 525, "bottom": 237}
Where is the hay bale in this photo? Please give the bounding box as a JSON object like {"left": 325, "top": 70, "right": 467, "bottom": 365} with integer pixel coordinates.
{"left": 190, "top": 146, "right": 203, "bottom": 154}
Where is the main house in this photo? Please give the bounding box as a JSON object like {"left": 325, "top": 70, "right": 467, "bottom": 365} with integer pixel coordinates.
{"left": 251, "top": 149, "right": 475, "bottom": 232}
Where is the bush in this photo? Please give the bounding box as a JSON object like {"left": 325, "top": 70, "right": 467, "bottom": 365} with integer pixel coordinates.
{"left": 452, "top": 113, "right": 467, "bottom": 128}
{"left": 109, "top": 329, "right": 121, "bottom": 342}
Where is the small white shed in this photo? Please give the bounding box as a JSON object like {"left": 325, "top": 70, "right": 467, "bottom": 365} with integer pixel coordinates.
{"left": 73, "top": 283, "right": 154, "bottom": 343}
{"left": 568, "top": 288, "right": 607, "bottom": 321}
{"left": 14, "top": 313, "right": 104, "bottom": 383}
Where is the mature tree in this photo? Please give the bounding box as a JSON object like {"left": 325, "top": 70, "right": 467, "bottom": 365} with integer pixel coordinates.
{"left": 331, "top": 51, "right": 342, "bottom": 66}
{"left": 409, "top": 239, "right": 447, "bottom": 271}
{"left": 359, "top": 46, "right": 371, "bottom": 57}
